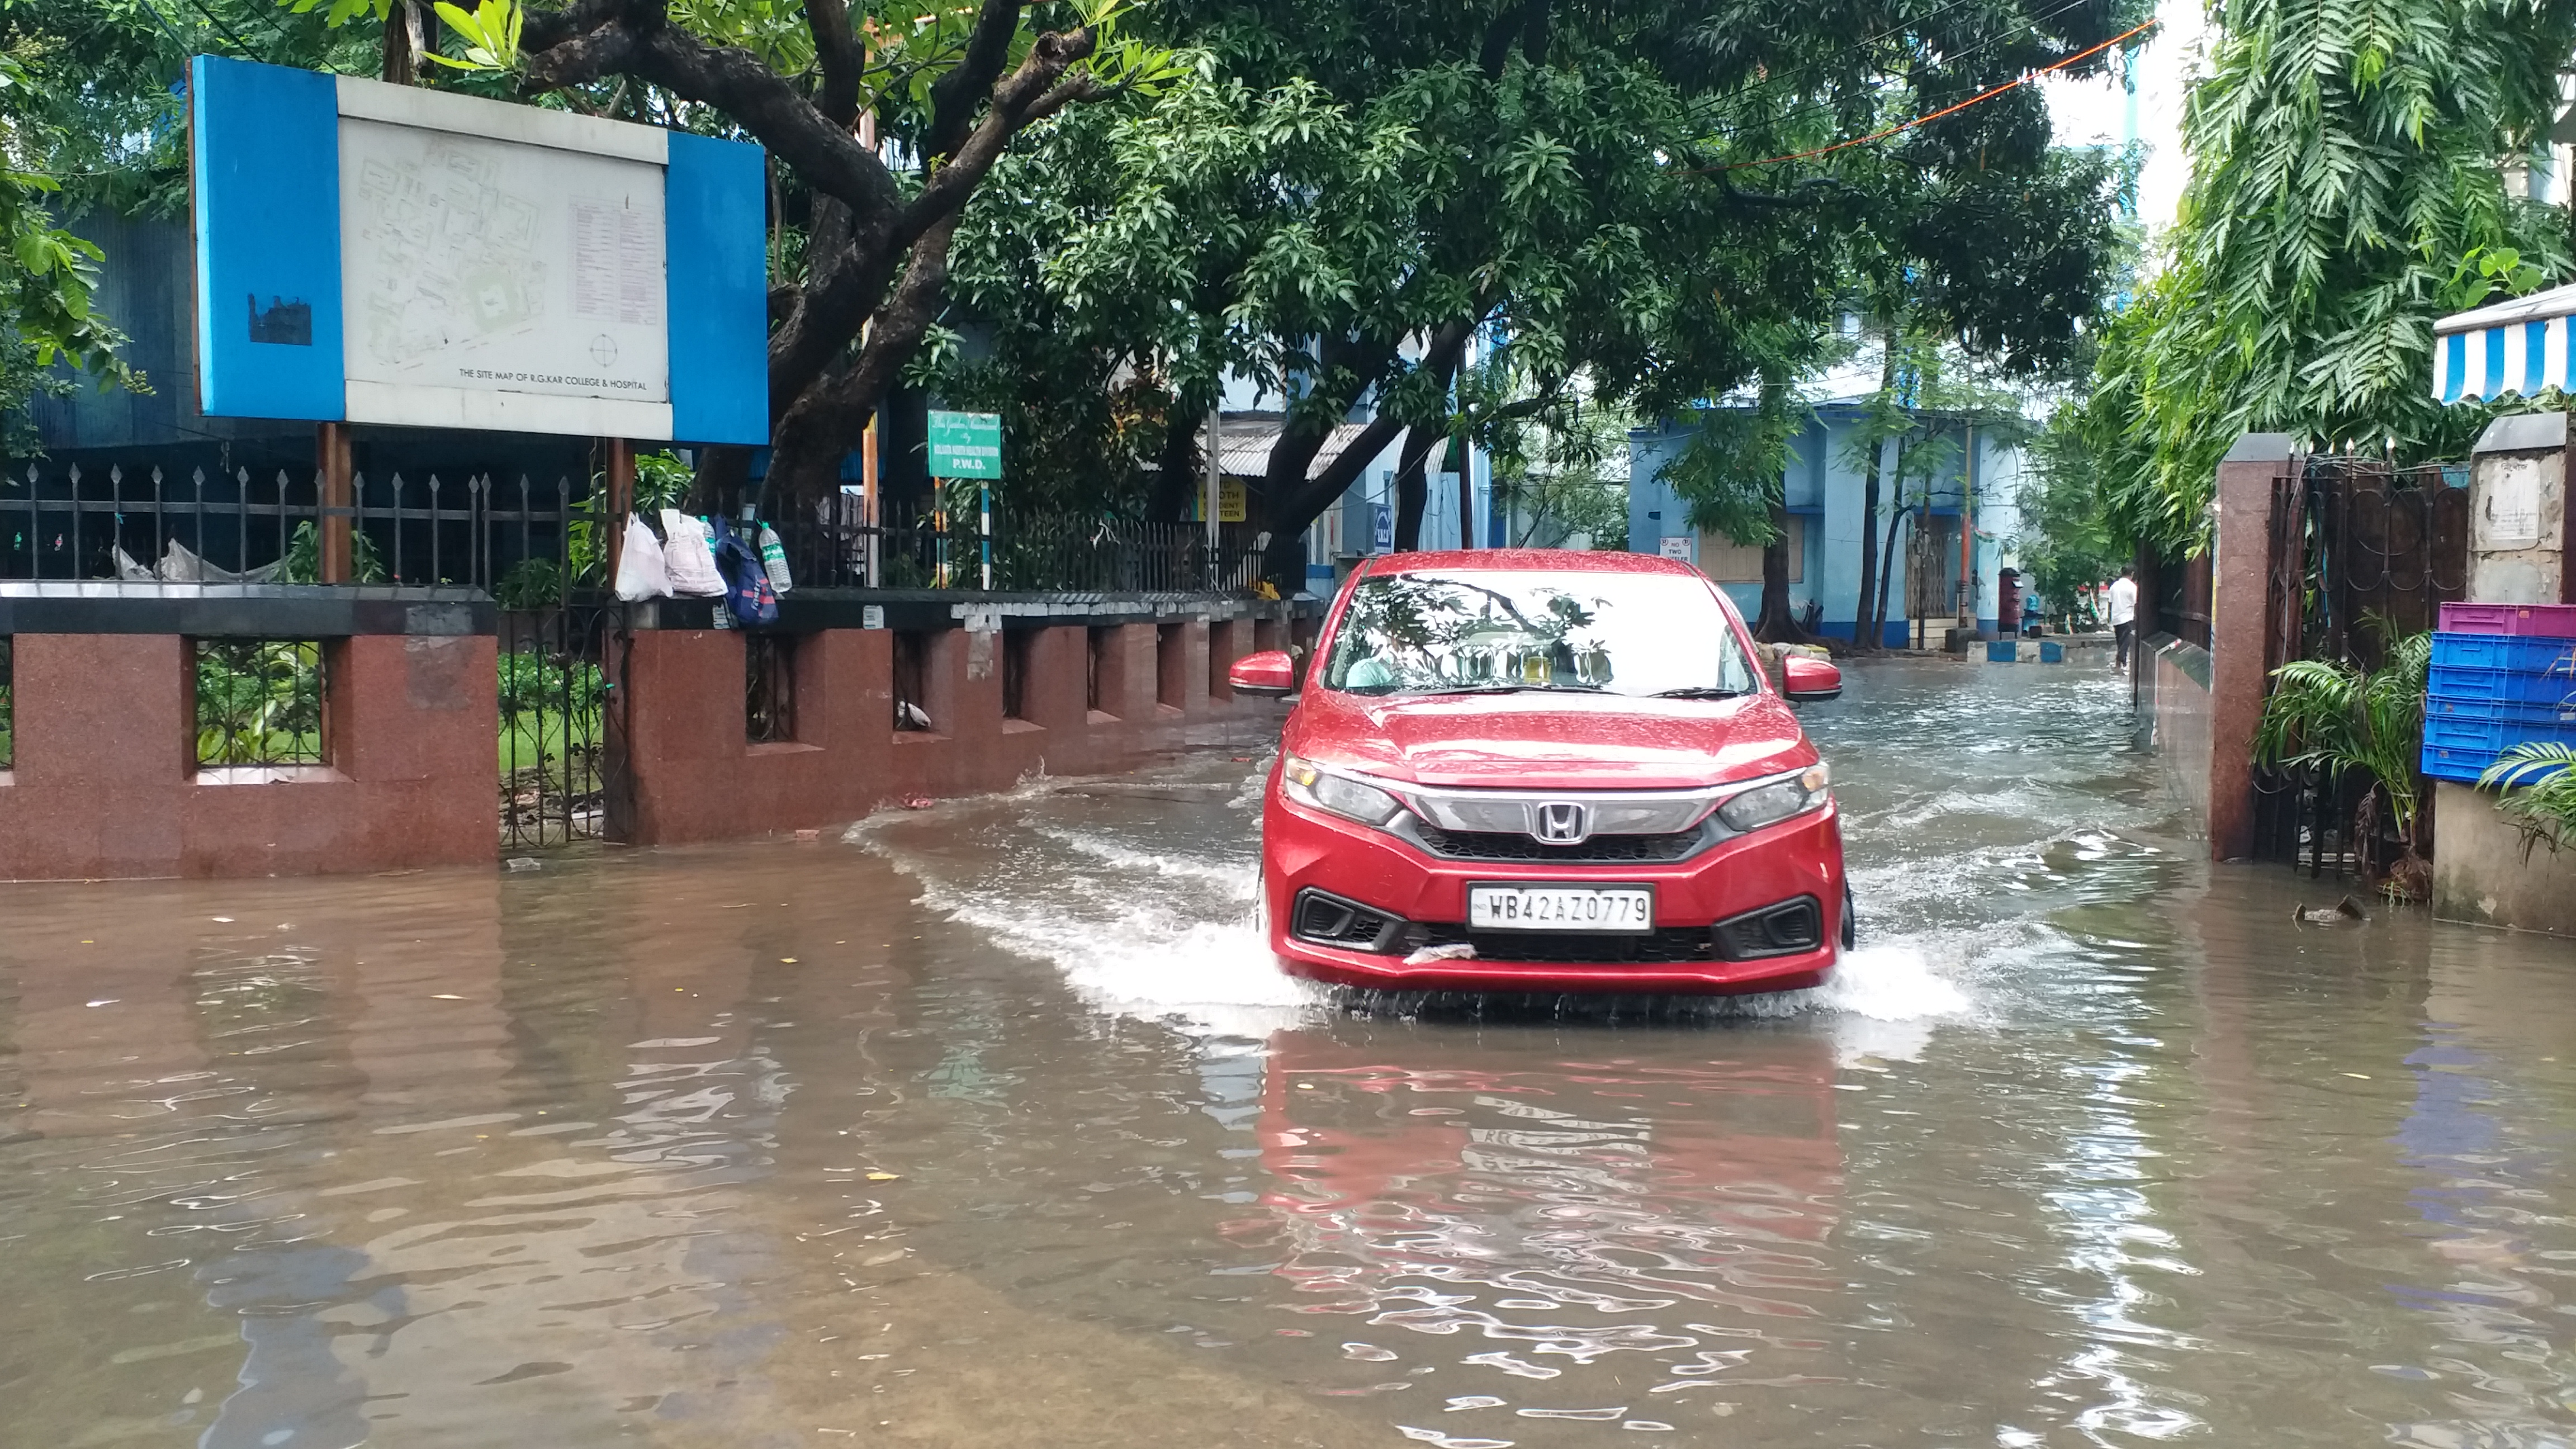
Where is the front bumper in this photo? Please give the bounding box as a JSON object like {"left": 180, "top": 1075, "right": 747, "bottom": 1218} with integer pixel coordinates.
{"left": 1262, "top": 790, "right": 1844, "bottom": 995}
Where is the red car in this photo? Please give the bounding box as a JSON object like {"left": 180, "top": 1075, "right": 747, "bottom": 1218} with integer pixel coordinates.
{"left": 1229, "top": 549, "right": 1848, "bottom": 995}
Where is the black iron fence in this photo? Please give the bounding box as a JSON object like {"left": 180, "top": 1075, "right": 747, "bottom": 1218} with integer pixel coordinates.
{"left": 765, "top": 495, "right": 1257, "bottom": 594}
{"left": 2250, "top": 455, "right": 2469, "bottom": 874}
{"left": 8, "top": 462, "right": 1260, "bottom": 598}
{"left": 2, "top": 462, "right": 581, "bottom": 591}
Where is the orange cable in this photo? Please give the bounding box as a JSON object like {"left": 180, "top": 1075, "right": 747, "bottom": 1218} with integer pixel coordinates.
{"left": 1707, "top": 17, "right": 2160, "bottom": 173}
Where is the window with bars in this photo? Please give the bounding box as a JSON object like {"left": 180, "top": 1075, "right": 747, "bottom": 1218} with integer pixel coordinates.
{"left": 1002, "top": 627, "right": 1032, "bottom": 723}
{"left": 193, "top": 640, "right": 328, "bottom": 769}
{"left": 747, "top": 633, "right": 797, "bottom": 744}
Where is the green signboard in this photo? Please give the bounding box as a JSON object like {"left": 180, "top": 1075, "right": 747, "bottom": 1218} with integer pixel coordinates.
{"left": 926, "top": 409, "right": 1003, "bottom": 480}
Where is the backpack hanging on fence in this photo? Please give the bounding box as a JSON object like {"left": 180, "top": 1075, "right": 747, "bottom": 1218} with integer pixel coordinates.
{"left": 756, "top": 522, "right": 793, "bottom": 595}
{"left": 711, "top": 520, "right": 780, "bottom": 627}
{"left": 659, "top": 509, "right": 727, "bottom": 596}
{"left": 614, "top": 516, "right": 672, "bottom": 601}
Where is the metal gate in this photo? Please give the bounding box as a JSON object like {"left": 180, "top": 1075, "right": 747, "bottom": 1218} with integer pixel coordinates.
{"left": 498, "top": 599, "right": 628, "bottom": 850}
{"left": 2250, "top": 456, "right": 2469, "bottom": 873}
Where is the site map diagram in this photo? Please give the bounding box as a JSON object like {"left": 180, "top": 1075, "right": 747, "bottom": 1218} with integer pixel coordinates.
{"left": 339, "top": 120, "right": 667, "bottom": 402}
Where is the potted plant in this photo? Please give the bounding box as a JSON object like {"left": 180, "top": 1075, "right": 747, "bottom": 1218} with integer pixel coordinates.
{"left": 2252, "top": 630, "right": 2435, "bottom": 899}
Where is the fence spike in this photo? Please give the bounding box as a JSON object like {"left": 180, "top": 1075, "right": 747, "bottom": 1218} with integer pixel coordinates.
{"left": 150, "top": 466, "right": 163, "bottom": 487}
{"left": 67, "top": 463, "right": 81, "bottom": 486}
{"left": 191, "top": 467, "right": 206, "bottom": 488}
{"left": 108, "top": 464, "right": 123, "bottom": 487}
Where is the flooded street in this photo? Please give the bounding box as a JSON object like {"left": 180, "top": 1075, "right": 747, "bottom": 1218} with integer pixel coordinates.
{"left": 9, "top": 656, "right": 2576, "bottom": 1448}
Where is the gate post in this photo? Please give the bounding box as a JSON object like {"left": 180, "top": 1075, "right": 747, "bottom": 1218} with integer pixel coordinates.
{"left": 2206, "top": 433, "right": 2298, "bottom": 861}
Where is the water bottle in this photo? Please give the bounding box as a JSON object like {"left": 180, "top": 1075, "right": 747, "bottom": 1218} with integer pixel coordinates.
{"left": 757, "top": 522, "right": 793, "bottom": 595}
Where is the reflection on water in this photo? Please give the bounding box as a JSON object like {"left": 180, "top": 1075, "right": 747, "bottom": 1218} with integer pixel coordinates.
{"left": 7, "top": 655, "right": 2576, "bottom": 1447}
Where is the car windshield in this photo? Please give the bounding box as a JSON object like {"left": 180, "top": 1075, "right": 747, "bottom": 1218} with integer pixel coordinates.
{"left": 1320, "top": 569, "right": 1761, "bottom": 699}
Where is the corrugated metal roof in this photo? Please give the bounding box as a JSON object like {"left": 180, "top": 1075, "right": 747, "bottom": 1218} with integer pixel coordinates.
{"left": 1199, "top": 416, "right": 1386, "bottom": 480}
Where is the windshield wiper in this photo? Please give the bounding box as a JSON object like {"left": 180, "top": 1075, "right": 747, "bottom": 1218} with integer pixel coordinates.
{"left": 1415, "top": 683, "right": 1604, "bottom": 696}
{"left": 1649, "top": 686, "right": 1750, "bottom": 699}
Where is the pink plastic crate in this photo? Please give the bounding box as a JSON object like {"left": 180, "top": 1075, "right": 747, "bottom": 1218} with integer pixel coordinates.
{"left": 2440, "top": 601, "right": 2576, "bottom": 638}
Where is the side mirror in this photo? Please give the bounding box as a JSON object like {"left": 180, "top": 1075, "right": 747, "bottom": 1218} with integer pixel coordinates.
{"left": 1228, "top": 649, "right": 1298, "bottom": 698}
{"left": 1782, "top": 654, "right": 1843, "bottom": 703}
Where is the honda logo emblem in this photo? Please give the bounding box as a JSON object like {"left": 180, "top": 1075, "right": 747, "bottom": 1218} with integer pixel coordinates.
{"left": 1532, "top": 801, "right": 1591, "bottom": 845}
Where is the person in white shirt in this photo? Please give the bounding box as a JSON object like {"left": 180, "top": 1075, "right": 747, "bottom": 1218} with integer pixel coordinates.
{"left": 2107, "top": 566, "right": 2138, "bottom": 672}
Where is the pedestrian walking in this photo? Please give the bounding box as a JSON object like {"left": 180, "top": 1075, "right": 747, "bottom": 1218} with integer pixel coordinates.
{"left": 2108, "top": 566, "right": 2137, "bottom": 673}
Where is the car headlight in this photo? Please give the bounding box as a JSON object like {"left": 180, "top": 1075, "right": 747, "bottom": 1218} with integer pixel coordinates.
{"left": 1716, "top": 763, "right": 1831, "bottom": 834}
{"left": 1284, "top": 757, "right": 1408, "bottom": 828}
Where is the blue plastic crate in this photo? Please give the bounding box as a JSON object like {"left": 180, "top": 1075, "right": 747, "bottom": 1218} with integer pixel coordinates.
{"left": 2427, "top": 692, "right": 2576, "bottom": 725}
{"left": 2038, "top": 640, "right": 2064, "bottom": 664}
{"left": 1985, "top": 640, "right": 2016, "bottom": 662}
{"left": 2428, "top": 662, "right": 2576, "bottom": 708}
{"left": 2430, "top": 631, "right": 2576, "bottom": 675}
{"left": 2422, "top": 705, "right": 2576, "bottom": 782}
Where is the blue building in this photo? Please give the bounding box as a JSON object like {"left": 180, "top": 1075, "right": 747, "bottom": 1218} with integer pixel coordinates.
{"left": 1628, "top": 394, "right": 2030, "bottom": 646}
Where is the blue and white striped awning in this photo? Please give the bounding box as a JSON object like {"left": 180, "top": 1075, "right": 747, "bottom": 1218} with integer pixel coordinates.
{"left": 2433, "top": 282, "right": 2576, "bottom": 402}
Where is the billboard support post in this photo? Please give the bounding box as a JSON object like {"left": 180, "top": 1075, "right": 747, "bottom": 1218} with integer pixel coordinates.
{"left": 604, "top": 438, "right": 634, "bottom": 583}
{"left": 318, "top": 421, "right": 353, "bottom": 584}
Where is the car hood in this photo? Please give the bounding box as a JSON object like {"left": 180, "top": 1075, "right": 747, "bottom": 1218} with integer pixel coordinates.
{"left": 1286, "top": 690, "right": 1815, "bottom": 790}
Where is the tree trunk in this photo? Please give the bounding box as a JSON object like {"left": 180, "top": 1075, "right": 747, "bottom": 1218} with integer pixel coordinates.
{"left": 1852, "top": 436, "right": 1884, "bottom": 651}
{"left": 1850, "top": 334, "right": 1898, "bottom": 650}
{"left": 1870, "top": 500, "right": 1909, "bottom": 648}
{"left": 1392, "top": 425, "right": 1438, "bottom": 550}
{"left": 1751, "top": 494, "right": 1811, "bottom": 643}
{"left": 1262, "top": 319, "right": 1477, "bottom": 550}
{"left": 1144, "top": 395, "right": 1202, "bottom": 524}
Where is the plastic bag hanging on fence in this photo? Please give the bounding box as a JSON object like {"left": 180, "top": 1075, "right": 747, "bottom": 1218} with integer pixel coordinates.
{"left": 711, "top": 520, "right": 780, "bottom": 626}
{"left": 614, "top": 515, "right": 672, "bottom": 601}
{"left": 757, "top": 522, "right": 793, "bottom": 595}
{"left": 659, "top": 509, "right": 727, "bottom": 596}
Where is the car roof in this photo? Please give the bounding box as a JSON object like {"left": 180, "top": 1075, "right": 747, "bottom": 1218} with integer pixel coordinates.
{"left": 1355, "top": 548, "right": 1703, "bottom": 578}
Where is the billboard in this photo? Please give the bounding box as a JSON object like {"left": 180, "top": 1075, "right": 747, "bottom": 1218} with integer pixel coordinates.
{"left": 191, "top": 56, "right": 766, "bottom": 444}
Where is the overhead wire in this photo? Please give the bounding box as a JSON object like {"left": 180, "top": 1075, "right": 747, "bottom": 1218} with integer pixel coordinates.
{"left": 1694, "top": 0, "right": 2111, "bottom": 144}
{"left": 1678, "top": 0, "right": 2004, "bottom": 131}
{"left": 1701, "top": 15, "right": 2158, "bottom": 172}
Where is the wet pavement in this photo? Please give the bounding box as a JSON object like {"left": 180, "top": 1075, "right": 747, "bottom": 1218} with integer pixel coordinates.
{"left": 6, "top": 655, "right": 2575, "bottom": 1448}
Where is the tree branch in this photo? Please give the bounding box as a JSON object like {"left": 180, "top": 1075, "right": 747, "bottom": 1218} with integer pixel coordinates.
{"left": 900, "top": 29, "right": 1098, "bottom": 245}
{"left": 523, "top": 3, "right": 906, "bottom": 228}
{"left": 806, "top": 0, "right": 863, "bottom": 128}
{"left": 923, "top": 0, "right": 1027, "bottom": 162}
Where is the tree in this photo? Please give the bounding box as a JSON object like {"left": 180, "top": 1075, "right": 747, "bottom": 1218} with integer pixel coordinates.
{"left": 1656, "top": 372, "right": 1816, "bottom": 641}
{"left": 279, "top": 0, "right": 1189, "bottom": 514}
{"left": 2015, "top": 402, "right": 2132, "bottom": 628}
{"left": 1484, "top": 392, "right": 1629, "bottom": 548}
{"left": 1832, "top": 318, "right": 2037, "bottom": 647}
{"left": 936, "top": 0, "right": 2141, "bottom": 583}
{"left": 2078, "top": 0, "right": 2576, "bottom": 554}
{"left": 0, "top": 51, "right": 148, "bottom": 452}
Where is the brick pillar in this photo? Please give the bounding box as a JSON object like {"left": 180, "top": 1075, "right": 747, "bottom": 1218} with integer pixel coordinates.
{"left": 1157, "top": 621, "right": 1210, "bottom": 713}
{"left": 335, "top": 634, "right": 498, "bottom": 866}
{"left": 1113, "top": 622, "right": 1161, "bottom": 719}
{"left": 1025, "top": 626, "right": 1088, "bottom": 731}
{"left": 611, "top": 629, "right": 745, "bottom": 845}
{"left": 2206, "top": 433, "right": 2295, "bottom": 861}
{"left": 0, "top": 634, "right": 187, "bottom": 879}
{"left": 2466, "top": 411, "right": 2568, "bottom": 605}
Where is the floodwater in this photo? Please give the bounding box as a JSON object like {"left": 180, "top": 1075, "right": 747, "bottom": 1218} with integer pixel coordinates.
{"left": 6, "top": 657, "right": 2575, "bottom": 1449}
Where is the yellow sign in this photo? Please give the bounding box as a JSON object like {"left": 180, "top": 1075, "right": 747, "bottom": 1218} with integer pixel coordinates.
{"left": 1195, "top": 477, "right": 1248, "bottom": 524}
